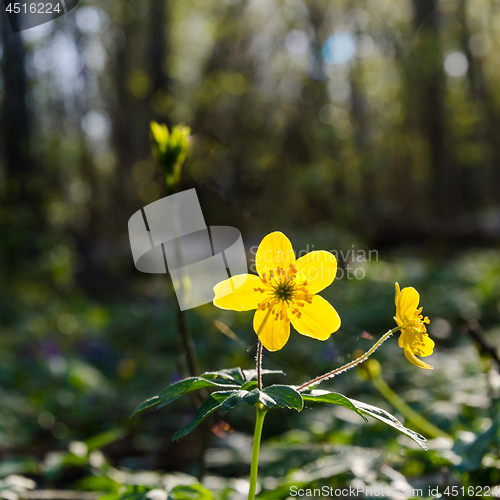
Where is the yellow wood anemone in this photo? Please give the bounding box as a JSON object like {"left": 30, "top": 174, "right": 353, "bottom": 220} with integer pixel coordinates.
{"left": 394, "top": 283, "right": 434, "bottom": 370}
{"left": 213, "top": 231, "right": 341, "bottom": 351}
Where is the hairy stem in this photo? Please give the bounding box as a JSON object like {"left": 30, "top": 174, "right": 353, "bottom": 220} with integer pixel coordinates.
{"left": 296, "top": 326, "right": 402, "bottom": 392}
{"left": 256, "top": 341, "right": 263, "bottom": 391}
{"left": 248, "top": 404, "right": 267, "bottom": 500}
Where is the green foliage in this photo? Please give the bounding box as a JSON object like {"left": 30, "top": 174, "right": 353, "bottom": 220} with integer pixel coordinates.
{"left": 260, "top": 386, "right": 303, "bottom": 411}
{"left": 302, "top": 390, "right": 367, "bottom": 421}
{"left": 136, "top": 368, "right": 426, "bottom": 451}
{"left": 150, "top": 122, "right": 190, "bottom": 191}
{"left": 349, "top": 398, "right": 428, "bottom": 451}
{"left": 303, "top": 389, "right": 427, "bottom": 450}
{"left": 133, "top": 378, "right": 239, "bottom": 415}
{"left": 134, "top": 368, "right": 285, "bottom": 415}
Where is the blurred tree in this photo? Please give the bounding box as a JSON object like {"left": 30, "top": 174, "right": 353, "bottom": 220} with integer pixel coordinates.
{"left": 411, "top": 0, "right": 450, "bottom": 221}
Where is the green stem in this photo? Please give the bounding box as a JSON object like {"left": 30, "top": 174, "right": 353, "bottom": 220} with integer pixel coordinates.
{"left": 297, "top": 326, "right": 402, "bottom": 392}
{"left": 371, "top": 375, "right": 451, "bottom": 439}
{"left": 248, "top": 404, "right": 267, "bottom": 500}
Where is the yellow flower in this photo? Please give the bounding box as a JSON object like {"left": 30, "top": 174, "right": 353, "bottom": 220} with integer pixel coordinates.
{"left": 394, "top": 283, "right": 434, "bottom": 370}
{"left": 213, "top": 232, "right": 341, "bottom": 351}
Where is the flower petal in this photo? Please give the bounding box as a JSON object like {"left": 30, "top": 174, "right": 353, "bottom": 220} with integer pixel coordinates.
{"left": 398, "top": 331, "right": 405, "bottom": 348}
{"left": 256, "top": 231, "right": 295, "bottom": 279}
{"left": 213, "top": 274, "right": 265, "bottom": 311}
{"left": 395, "top": 282, "right": 401, "bottom": 304}
{"left": 403, "top": 346, "right": 433, "bottom": 370}
{"left": 405, "top": 329, "right": 435, "bottom": 357}
{"left": 295, "top": 251, "right": 338, "bottom": 294}
{"left": 253, "top": 303, "right": 290, "bottom": 351}
{"left": 396, "top": 286, "right": 420, "bottom": 323}
{"left": 290, "top": 295, "right": 341, "bottom": 341}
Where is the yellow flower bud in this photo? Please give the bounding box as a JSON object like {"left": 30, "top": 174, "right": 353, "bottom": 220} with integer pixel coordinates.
{"left": 149, "top": 122, "right": 191, "bottom": 192}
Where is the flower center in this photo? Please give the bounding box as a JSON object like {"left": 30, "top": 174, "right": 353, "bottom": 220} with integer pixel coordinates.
{"left": 254, "top": 265, "right": 314, "bottom": 321}
{"left": 410, "top": 307, "right": 430, "bottom": 331}
{"left": 398, "top": 307, "right": 430, "bottom": 333}
{"left": 272, "top": 279, "right": 295, "bottom": 302}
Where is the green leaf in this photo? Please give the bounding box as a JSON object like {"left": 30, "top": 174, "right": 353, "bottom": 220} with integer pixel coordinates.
{"left": 172, "top": 391, "right": 233, "bottom": 441}
{"left": 349, "top": 398, "right": 428, "bottom": 451}
{"left": 301, "top": 390, "right": 427, "bottom": 450}
{"left": 133, "top": 377, "right": 240, "bottom": 416}
{"left": 241, "top": 380, "right": 258, "bottom": 391}
{"left": 261, "top": 385, "right": 303, "bottom": 411}
{"left": 302, "top": 390, "right": 367, "bottom": 422}
{"left": 201, "top": 367, "right": 245, "bottom": 384}
{"left": 221, "top": 388, "right": 262, "bottom": 410}
{"left": 243, "top": 388, "right": 260, "bottom": 405}
{"left": 221, "top": 390, "right": 249, "bottom": 411}
{"left": 170, "top": 484, "right": 213, "bottom": 500}
{"left": 85, "top": 428, "right": 127, "bottom": 450}
{"left": 133, "top": 368, "right": 288, "bottom": 418}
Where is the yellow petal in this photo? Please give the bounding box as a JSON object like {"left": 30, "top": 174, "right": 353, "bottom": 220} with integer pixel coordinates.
{"left": 398, "top": 331, "right": 405, "bottom": 348}
{"left": 403, "top": 346, "right": 433, "bottom": 370}
{"left": 396, "top": 286, "right": 420, "bottom": 324}
{"left": 295, "top": 251, "right": 338, "bottom": 294}
{"left": 213, "top": 274, "right": 265, "bottom": 311}
{"left": 289, "top": 295, "right": 341, "bottom": 341}
{"left": 256, "top": 232, "right": 295, "bottom": 279}
{"left": 404, "top": 329, "right": 435, "bottom": 357}
{"left": 395, "top": 282, "right": 401, "bottom": 303}
{"left": 253, "top": 303, "right": 290, "bottom": 351}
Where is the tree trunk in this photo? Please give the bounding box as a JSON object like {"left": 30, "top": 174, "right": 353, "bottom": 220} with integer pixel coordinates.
{"left": 411, "top": 0, "right": 451, "bottom": 221}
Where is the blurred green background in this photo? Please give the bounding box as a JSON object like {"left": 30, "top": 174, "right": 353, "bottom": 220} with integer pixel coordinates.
{"left": 1, "top": 0, "right": 500, "bottom": 498}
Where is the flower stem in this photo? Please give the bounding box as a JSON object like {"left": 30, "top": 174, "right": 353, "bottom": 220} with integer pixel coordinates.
{"left": 296, "top": 326, "right": 402, "bottom": 392}
{"left": 256, "top": 341, "right": 263, "bottom": 390}
{"left": 248, "top": 404, "right": 267, "bottom": 500}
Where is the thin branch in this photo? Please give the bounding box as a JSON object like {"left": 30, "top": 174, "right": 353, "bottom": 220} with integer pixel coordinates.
{"left": 296, "top": 326, "right": 402, "bottom": 392}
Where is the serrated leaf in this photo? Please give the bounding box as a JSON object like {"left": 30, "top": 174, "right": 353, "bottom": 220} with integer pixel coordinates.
{"left": 242, "top": 369, "right": 286, "bottom": 382}
{"left": 261, "top": 385, "right": 303, "bottom": 411}
{"left": 172, "top": 391, "right": 233, "bottom": 441}
{"left": 302, "top": 390, "right": 367, "bottom": 422}
{"left": 133, "top": 377, "right": 240, "bottom": 416}
{"left": 134, "top": 378, "right": 196, "bottom": 415}
{"left": 349, "top": 398, "right": 428, "bottom": 451}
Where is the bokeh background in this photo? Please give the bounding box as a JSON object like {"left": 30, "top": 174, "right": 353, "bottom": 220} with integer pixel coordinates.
{"left": 1, "top": 0, "right": 500, "bottom": 498}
